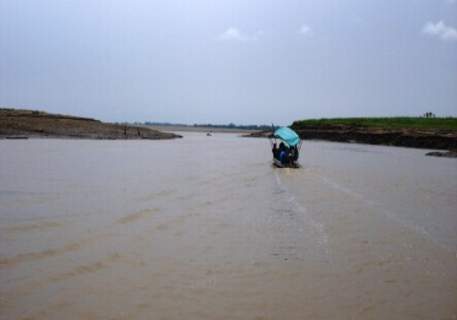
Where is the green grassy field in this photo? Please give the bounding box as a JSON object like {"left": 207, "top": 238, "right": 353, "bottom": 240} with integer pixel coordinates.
{"left": 291, "top": 117, "right": 457, "bottom": 131}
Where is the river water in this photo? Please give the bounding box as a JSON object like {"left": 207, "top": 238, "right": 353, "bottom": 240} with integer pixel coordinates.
{"left": 1, "top": 133, "right": 456, "bottom": 320}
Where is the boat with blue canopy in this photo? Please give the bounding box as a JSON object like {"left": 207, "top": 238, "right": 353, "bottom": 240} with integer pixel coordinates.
{"left": 270, "top": 127, "right": 302, "bottom": 168}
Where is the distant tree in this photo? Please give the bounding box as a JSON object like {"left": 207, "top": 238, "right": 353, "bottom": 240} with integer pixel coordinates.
{"left": 424, "top": 112, "right": 436, "bottom": 118}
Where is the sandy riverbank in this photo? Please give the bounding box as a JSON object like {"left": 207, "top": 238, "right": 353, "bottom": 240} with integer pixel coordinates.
{"left": 0, "top": 108, "right": 181, "bottom": 140}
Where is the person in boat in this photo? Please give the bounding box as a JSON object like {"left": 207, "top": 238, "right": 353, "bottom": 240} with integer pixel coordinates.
{"left": 272, "top": 142, "right": 279, "bottom": 159}
{"left": 278, "top": 142, "right": 288, "bottom": 164}
{"left": 290, "top": 145, "right": 299, "bottom": 163}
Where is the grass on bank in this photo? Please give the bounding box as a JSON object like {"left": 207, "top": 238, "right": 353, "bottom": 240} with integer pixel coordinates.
{"left": 291, "top": 117, "right": 457, "bottom": 131}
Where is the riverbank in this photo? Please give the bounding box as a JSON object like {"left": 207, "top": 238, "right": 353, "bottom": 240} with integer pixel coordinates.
{"left": 146, "top": 124, "right": 257, "bottom": 134}
{"left": 245, "top": 117, "right": 457, "bottom": 151}
{"left": 0, "top": 108, "right": 181, "bottom": 140}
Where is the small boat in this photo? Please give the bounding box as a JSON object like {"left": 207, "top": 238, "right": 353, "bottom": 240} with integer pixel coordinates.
{"left": 206, "top": 132, "right": 212, "bottom": 136}
{"left": 5, "top": 136, "right": 29, "bottom": 140}
{"left": 270, "top": 127, "right": 301, "bottom": 168}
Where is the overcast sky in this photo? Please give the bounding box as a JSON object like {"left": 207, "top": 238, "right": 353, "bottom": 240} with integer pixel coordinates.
{"left": 1, "top": 0, "right": 456, "bottom": 125}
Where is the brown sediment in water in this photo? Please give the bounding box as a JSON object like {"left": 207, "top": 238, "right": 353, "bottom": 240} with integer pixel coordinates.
{"left": 1, "top": 134, "right": 456, "bottom": 320}
{"left": 0, "top": 237, "right": 97, "bottom": 268}
{"left": 1, "top": 221, "right": 61, "bottom": 234}
{"left": 116, "top": 208, "right": 159, "bottom": 225}
{"left": 0, "top": 108, "right": 181, "bottom": 140}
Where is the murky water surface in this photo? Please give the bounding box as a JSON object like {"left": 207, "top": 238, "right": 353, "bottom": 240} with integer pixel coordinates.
{"left": 1, "top": 133, "right": 456, "bottom": 319}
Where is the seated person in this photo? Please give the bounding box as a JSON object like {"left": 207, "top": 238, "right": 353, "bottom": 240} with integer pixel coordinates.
{"left": 278, "top": 142, "right": 288, "bottom": 164}
{"left": 272, "top": 142, "right": 278, "bottom": 159}
{"left": 290, "top": 146, "right": 299, "bottom": 162}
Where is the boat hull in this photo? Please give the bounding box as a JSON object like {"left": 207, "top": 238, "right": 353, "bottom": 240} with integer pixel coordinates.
{"left": 272, "top": 158, "right": 300, "bottom": 168}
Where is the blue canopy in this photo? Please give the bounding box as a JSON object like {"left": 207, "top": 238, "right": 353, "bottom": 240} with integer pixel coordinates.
{"left": 274, "top": 127, "right": 300, "bottom": 147}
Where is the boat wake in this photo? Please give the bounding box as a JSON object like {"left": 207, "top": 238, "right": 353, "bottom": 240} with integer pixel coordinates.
{"left": 273, "top": 171, "right": 331, "bottom": 261}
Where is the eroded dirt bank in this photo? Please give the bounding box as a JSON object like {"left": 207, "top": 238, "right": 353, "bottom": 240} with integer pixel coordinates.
{"left": 0, "top": 108, "right": 181, "bottom": 140}
{"left": 245, "top": 125, "right": 457, "bottom": 151}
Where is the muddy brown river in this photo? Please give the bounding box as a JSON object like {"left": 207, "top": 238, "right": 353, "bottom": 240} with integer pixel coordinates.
{"left": 1, "top": 133, "right": 456, "bottom": 319}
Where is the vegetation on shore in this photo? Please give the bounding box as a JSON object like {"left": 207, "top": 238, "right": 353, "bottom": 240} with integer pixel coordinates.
{"left": 144, "top": 121, "right": 271, "bottom": 131}
{"left": 286, "top": 117, "right": 457, "bottom": 150}
{"left": 292, "top": 117, "right": 457, "bottom": 131}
